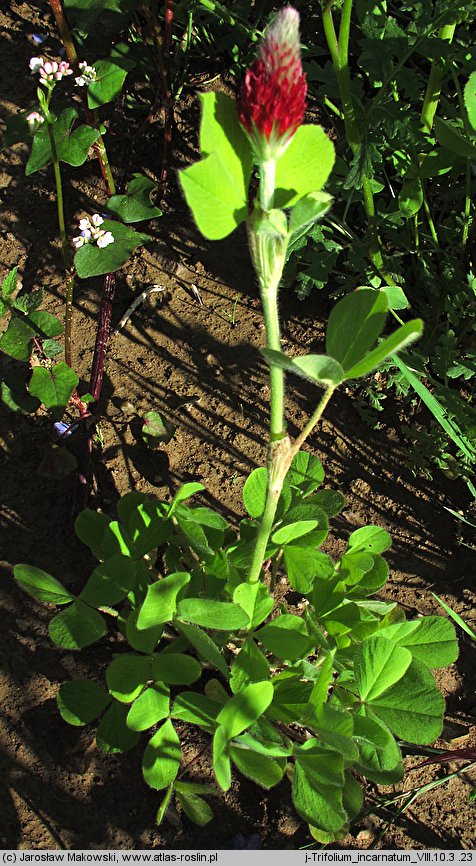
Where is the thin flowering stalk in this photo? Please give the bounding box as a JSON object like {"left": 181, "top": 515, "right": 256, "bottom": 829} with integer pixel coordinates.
{"left": 46, "top": 125, "right": 75, "bottom": 368}
{"left": 48, "top": 0, "right": 116, "bottom": 196}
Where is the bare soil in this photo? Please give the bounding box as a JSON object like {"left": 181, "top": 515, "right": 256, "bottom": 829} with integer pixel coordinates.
{"left": 1, "top": 0, "right": 475, "bottom": 851}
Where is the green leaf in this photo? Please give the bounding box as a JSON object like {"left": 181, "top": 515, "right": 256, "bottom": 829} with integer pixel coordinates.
{"left": 142, "top": 411, "right": 175, "bottom": 447}
{"left": 213, "top": 725, "right": 231, "bottom": 790}
{"left": 289, "top": 192, "right": 333, "bottom": 234}
{"left": 363, "top": 659, "right": 445, "bottom": 743}
{"left": 292, "top": 743, "right": 346, "bottom": 833}
{"left": 261, "top": 349, "right": 344, "bottom": 387}
{"left": 242, "top": 467, "right": 268, "bottom": 518}
{"left": 232, "top": 582, "right": 273, "bottom": 629}
{"left": 29, "top": 362, "right": 79, "bottom": 420}
{"left": 142, "top": 719, "right": 181, "bottom": 790}
{"left": 199, "top": 92, "right": 253, "bottom": 201}
{"left": 1, "top": 375, "right": 41, "bottom": 415}
{"left": 353, "top": 710, "right": 403, "bottom": 784}
{"left": 74, "top": 221, "right": 151, "bottom": 279}
{"left": 464, "top": 71, "right": 476, "bottom": 133}
{"left": 0, "top": 317, "right": 34, "bottom": 361}
{"left": 26, "top": 108, "right": 100, "bottom": 175}
{"left": 230, "top": 745, "right": 284, "bottom": 789}
{"left": 176, "top": 599, "right": 249, "bottom": 631}
{"left": 123, "top": 498, "right": 172, "bottom": 557}
{"left": 106, "top": 653, "right": 151, "bottom": 702}
{"left": 272, "top": 519, "right": 320, "bottom": 545}
{"left": 12, "top": 289, "right": 44, "bottom": 315}
{"left": 268, "top": 673, "right": 313, "bottom": 724}
{"left": 137, "top": 572, "right": 191, "bottom": 630}
{"left": 57, "top": 679, "right": 111, "bottom": 726}
{"left": 235, "top": 716, "right": 292, "bottom": 757}
{"left": 177, "top": 791, "right": 214, "bottom": 826}
{"left": 284, "top": 547, "right": 334, "bottom": 594}
{"left": 29, "top": 310, "right": 64, "bottom": 338}
{"left": 343, "top": 320, "right": 423, "bottom": 380}
{"left": 126, "top": 683, "right": 170, "bottom": 731}
{"left": 168, "top": 482, "right": 205, "bottom": 515}
{"left": 288, "top": 451, "right": 325, "bottom": 494}
{"left": 179, "top": 152, "right": 249, "bottom": 240}
{"left": 216, "top": 681, "right": 274, "bottom": 740}
{"left": 348, "top": 525, "right": 392, "bottom": 554}
{"left": 14, "top": 564, "right": 73, "bottom": 605}
{"left": 355, "top": 635, "right": 412, "bottom": 701}
{"left": 88, "top": 58, "right": 129, "bottom": 108}
{"left": 230, "top": 639, "right": 270, "bottom": 694}
{"left": 74, "top": 509, "right": 112, "bottom": 557}
{"left": 172, "top": 692, "right": 221, "bottom": 733}
{"left": 79, "top": 555, "right": 137, "bottom": 607}
{"left": 151, "top": 653, "right": 201, "bottom": 685}
{"left": 326, "top": 290, "right": 388, "bottom": 373}
{"left": 49, "top": 601, "right": 106, "bottom": 649}
{"left": 307, "top": 704, "right": 358, "bottom": 760}
{"left": 342, "top": 771, "right": 363, "bottom": 824}
{"left": 177, "top": 622, "right": 229, "bottom": 679}
{"left": 381, "top": 285, "right": 409, "bottom": 311}
{"left": 434, "top": 117, "right": 476, "bottom": 159}
{"left": 96, "top": 701, "right": 140, "bottom": 753}
{"left": 274, "top": 125, "right": 335, "bottom": 207}
{"left": 125, "top": 607, "right": 163, "bottom": 654}
{"left": 398, "top": 178, "right": 423, "bottom": 218}
{"left": 377, "top": 617, "right": 458, "bottom": 668}
{"left": 257, "top": 615, "right": 315, "bottom": 661}
{"left": 1, "top": 267, "right": 18, "bottom": 308}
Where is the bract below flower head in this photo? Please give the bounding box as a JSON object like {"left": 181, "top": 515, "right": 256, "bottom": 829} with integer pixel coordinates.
{"left": 237, "top": 6, "right": 307, "bottom": 162}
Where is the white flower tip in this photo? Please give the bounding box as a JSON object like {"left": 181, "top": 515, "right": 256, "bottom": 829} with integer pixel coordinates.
{"left": 97, "top": 232, "right": 114, "bottom": 248}
{"left": 29, "top": 56, "right": 43, "bottom": 72}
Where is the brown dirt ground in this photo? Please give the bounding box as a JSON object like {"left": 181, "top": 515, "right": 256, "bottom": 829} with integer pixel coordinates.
{"left": 1, "top": 0, "right": 475, "bottom": 852}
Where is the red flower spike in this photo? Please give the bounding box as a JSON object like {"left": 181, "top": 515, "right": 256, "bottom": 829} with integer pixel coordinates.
{"left": 237, "top": 6, "right": 307, "bottom": 161}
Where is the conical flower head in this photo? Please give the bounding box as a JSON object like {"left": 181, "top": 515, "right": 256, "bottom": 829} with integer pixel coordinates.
{"left": 237, "top": 6, "right": 307, "bottom": 161}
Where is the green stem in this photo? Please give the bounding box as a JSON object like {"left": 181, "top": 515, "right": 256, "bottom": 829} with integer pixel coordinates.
{"left": 291, "top": 386, "right": 336, "bottom": 457}
{"left": 260, "top": 159, "right": 276, "bottom": 211}
{"left": 322, "top": 0, "right": 360, "bottom": 151}
{"left": 247, "top": 435, "right": 293, "bottom": 585}
{"left": 47, "top": 120, "right": 75, "bottom": 368}
{"left": 246, "top": 384, "right": 336, "bottom": 585}
{"left": 261, "top": 282, "right": 285, "bottom": 441}
{"left": 422, "top": 188, "right": 440, "bottom": 247}
{"left": 420, "top": 24, "right": 456, "bottom": 133}
{"left": 450, "top": 64, "right": 473, "bottom": 248}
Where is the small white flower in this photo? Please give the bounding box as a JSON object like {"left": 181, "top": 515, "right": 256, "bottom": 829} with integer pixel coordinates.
{"left": 29, "top": 56, "right": 44, "bottom": 72}
{"left": 96, "top": 231, "right": 114, "bottom": 248}
{"left": 26, "top": 111, "right": 44, "bottom": 131}
{"left": 75, "top": 61, "right": 98, "bottom": 88}
{"left": 73, "top": 216, "right": 114, "bottom": 250}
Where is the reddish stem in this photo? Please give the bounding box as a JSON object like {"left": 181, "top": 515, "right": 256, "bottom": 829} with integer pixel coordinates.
{"left": 159, "top": 0, "right": 174, "bottom": 200}
{"left": 89, "top": 273, "right": 116, "bottom": 402}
